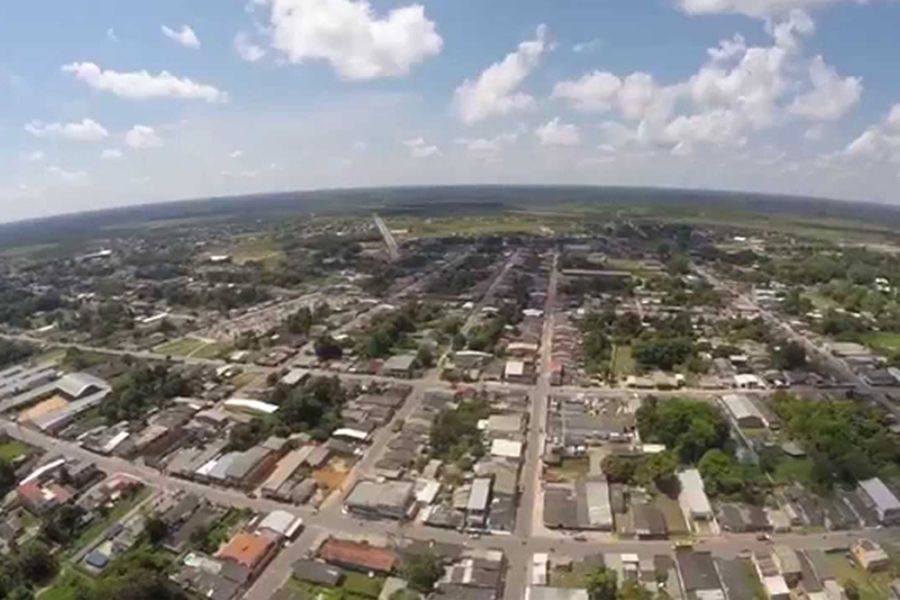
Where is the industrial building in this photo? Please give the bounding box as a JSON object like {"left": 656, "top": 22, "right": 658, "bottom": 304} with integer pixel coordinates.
{"left": 858, "top": 477, "right": 900, "bottom": 524}
{"left": 344, "top": 480, "right": 416, "bottom": 520}
{"left": 678, "top": 469, "right": 713, "bottom": 521}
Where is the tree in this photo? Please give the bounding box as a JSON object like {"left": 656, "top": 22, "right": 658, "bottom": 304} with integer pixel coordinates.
{"left": 619, "top": 581, "right": 653, "bottom": 600}
{"left": 772, "top": 341, "right": 806, "bottom": 371}
{"left": 636, "top": 397, "right": 730, "bottom": 464}
{"left": 314, "top": 335, "right": 343, "bottom": 361}
{"left": 402, "top": 551, "right": 443, "bottom": 592}
{"left": 585, "top": 567, "right": 617, "bottom": 600}
{"left": 844, "top": 580, "right": 860, "bottom": 600}
{"left": 416, "top": 345, "right": 435, "bottom": 369}
{"left": 0, "top": 458, "right": 17, "bottom": 498}
{"left": 17, "top": 541, "right": 57, "bottom": 585}
{"left": 145, "top": 516, "right": 169, "bottom": 546}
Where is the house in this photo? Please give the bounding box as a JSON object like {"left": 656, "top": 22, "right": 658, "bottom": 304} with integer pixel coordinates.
{"left": 852, "top": 539, "right": 890, "bottom": 572}
{"left": 344, "top": 480, "right": 415, "bottom": 520}
{"left": 382, "top": 355, "right": 417, "bottom": 379}
{"left": 504, "top": 360, "right": 531, "bottom": 384}
{"left": 772, "top": 546, "right": 801, "bottom": 587}
{"left": 318, "top": 538, "right": 398, "bottom": 574}
{"left": 467, "top": 478, "right": 493, "bottom": 529}
{"left": 678, "top": 469, "right": 713, "bottom": 521}
{"left": 490, "top": 439, "right": 523, "bottom": 460}
{"left": 292, "top": 560, "right": 343, "bottom": 586}
{"left": 17, "top": 481, "right": 73, "bottom": 514}
{"left": 675, "top": 550, "right": 724, "bottom": 600}
{"left": 858, "top": 478, "right": 900, "bottom": 524}
{"left": 734, "top": 374, "right": 764, "bottom": 390}
{"left": 257, "top": 511, "right": 303, "bottom": 541}
{"left": 216, "top": 531, "right": 279, "bottom": 578}
{"left": 633, "top": 505, "right": 667, "bottom": 539}
{"left": 583, "top": 478, "right": 613, "bottom": 531}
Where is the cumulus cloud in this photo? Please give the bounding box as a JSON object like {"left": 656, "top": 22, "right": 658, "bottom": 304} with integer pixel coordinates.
{"left": 453, "top": 25, "right": 549, "bottom": 124}
{"left": 455, "top": 133, "right": 518, "bottom": 159}
{"left": 678, "top": 0, "right": 842, "bottom": 18}
{"left": 235, "top": 32, "right": 266, "bottom": 62}
{"left": 789, "top": 55, "right": 862, "bottom": 120}
{"left": 162, "top": 25, "right": 201, "bottom": 49}
{"left": 24, "top": 150, "right": 45, "bottom": 161}
{"left": 62, "top": 62, "right": 227, "bottom": 102}
{"left": 260, "top": 0, "right": 442, "bottom": 80}
{"left": 403, "top": 137, "right": 441, "bottom": 158}
{"left": 840, "top": 104, "right": 900, "bottom": 160}
{"left": 101, "top": 149, "right": 123, "bottom": 160}
{"left": 25, "top": 118, "right": 109, "bottom": 142}
{"left": 535, "top": 118, "right": 582, "bottom": 146}
{"left": 125, "top": 125, "right": 164, "bottom": 149}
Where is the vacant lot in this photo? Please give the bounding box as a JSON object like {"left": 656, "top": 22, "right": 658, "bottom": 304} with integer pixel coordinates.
{"left": 610, "top": 345, "right": 636, "bottom": 378}
{"left": 545, "top": 458, "right": 590, "bottom": 483}
{"left": 154, "top": 337, "right": 207, "bottom": 357}
{"left": 0, "top": 439, "right": 29, "bottom": 460}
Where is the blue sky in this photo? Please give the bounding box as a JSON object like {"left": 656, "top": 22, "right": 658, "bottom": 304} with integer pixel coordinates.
{"left": 2, "top": 0, "right": 900, "bottom": 221}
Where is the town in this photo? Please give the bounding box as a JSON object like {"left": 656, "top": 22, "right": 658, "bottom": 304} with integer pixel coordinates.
{"left": 1, "top": 205, "right": 900, "bottom": 600}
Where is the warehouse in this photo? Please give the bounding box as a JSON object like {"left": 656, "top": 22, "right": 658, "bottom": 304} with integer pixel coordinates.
{"left": 344, "top": 480, "right": 416, "bottom": 520}
{"left": 858, "top": 477, "right": 900, "bottom": 524}
{"left": 720, "top": 394, "right": 767, "bottom": 428}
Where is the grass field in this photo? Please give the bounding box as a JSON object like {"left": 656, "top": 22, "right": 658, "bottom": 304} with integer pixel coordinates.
{"left": 39, "top": 568, "right": 89, "bottom": 600}
{"left": 803, "top": 290, "right": 839, "bottom": 311}
{"left": 231, "top": 238, "right": 284, "bottom": 269}
{"left": 153, "top": 337, "right": 207, "bottom": 356}
{"left": 191, "top": 342, "right": 231, "bottom": 360}
{"left": 549, "top": 563, "right": 589, "bottom": 589}
{"left": 610, "top": 345, "right": 636, "bottom": 378}
{"left": 864, "top": 332, "right": 900, "bottom": 355}
{"left": 287, "top": 571, "right": 385, "bottom": 600}
{"left": 773, "top": 458, "right": 815, "bottom": 484}
{"left": 0, "top": 440, "right": 30, "bottom": 460}
{"left": 231, "top": 371, "right": 262, "bottom": 390}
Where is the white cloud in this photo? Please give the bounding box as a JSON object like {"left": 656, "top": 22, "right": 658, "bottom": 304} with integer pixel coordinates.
{"left": 62, "top": 62, "right": 226, "bottom": 102}
{"left": 235, "top": 32, "right": 266, "bottom": 62}
{"left": 455, "top": 133, "right": 518, "bottom": 158}
{"left": 353, "top": 139, "right": 369, "bottom": 151}
{"left": 789, "top": 55, "right": 862, "bottom": 120}
{"left": 707, "top": 34, "right": 747, "bottom": 63}
{"left": 261, "top": 0, "right": 443, "bottom": 80}
{"left": 45, "top": 166, "right": 89, "bottom": 185}
{"left": 572, "top": 38, "right": 602, "bottom": 54}
{"left": 230, "top": 150, "right": 244, "bottom": 158}
{"left": 107, "top": 28, "right": 119, "bottom": 43}
{"left": 162, "top": 25, "right": 201, "bottom": 49}
{"left": 804, "top": 125, "right": 825, "bottom": 141}
{"left": 552, "top": 71, "right": 622, "bottom": 112}
{"left": 839, "top": 104, "right": 900, "bottom": 160}
{"left": 535, "top": 118, "right": 582, "bottom": 146}
{"left": 25, "top": 118, "right": 109, "bottom": 142}
{"left": 403, "top": 137, "right": 441, "bottom": 158}
{"left": 125, "top": 125, "right": 164, "bottom": 149}
{"left": 101, "top": 148, "right": 123, "bottom": 160}
{"left": 453, "top": 25, "right": 549, "bottom": 124}
{"left": 678, "top": 0, "right": 844, "bottom": 18}
{"left": 24, "top": 150, "right": 45, "bottom": 161}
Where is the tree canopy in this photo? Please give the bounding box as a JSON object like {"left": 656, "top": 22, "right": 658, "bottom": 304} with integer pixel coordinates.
{"left": 636, "top": 397, "right": 730, "bottom": 464}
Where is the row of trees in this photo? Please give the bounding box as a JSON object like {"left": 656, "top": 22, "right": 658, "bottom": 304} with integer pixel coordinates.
{"left": 100, "top": 364, "right": 193, "bottom": 424}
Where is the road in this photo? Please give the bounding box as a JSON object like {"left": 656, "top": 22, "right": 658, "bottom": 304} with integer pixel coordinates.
{"left": 505, "top": 252, "right": 558, "bottom": 600}
{"left": 461, "top": 250, "right": 522, "bottom": 335}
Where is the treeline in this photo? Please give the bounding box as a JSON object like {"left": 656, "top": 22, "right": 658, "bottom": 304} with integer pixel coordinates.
{"left": 100, "top": 364, "right": 193, "bottom": 423}
{"left": 771, "top": 392, "right": 900, "bottom": 488}
{"left": 0, "top": 340, "right": 35, "bottom": 370}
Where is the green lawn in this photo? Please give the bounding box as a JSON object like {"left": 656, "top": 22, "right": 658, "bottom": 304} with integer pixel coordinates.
{"left": 191, "top": 342, "right": 231, "bottom": 360}
{"left": 610, "top": 345, "right": 636, "bottom": 377}
{"left": 0, "top": 440, "right": 30, "bottom": 460}
{"left": 773, "top": 458, "right": 815, "bottom": 484}
{"left": 802, "top": 290, "right": 839, "bottom": 311}
{"left": 864, "top": 332, "right": 900, "bottom": 355}
{"left": 231, "top": 238, "right": 284, "bottom": 269}
{"left": 153, "top": 337, "right": 207, "bottom": 357}
{"left": 287, "top": 572, "right": 385, "bottom": 600}
{"left": 38, "top": 569, "right": 89, "bottom": 600}
{"left": 549, "top": 564, "right": 589, "bottom": 589}
{"left": 231, "top": 371, "right": 262, "bottom": 390}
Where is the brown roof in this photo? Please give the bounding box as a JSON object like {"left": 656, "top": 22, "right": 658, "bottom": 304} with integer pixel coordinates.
{"left": 217, "top": 531, "right": 277, "bottom": 569}
{"left": 318, "top": 538, "right": 398, "bottom": 573}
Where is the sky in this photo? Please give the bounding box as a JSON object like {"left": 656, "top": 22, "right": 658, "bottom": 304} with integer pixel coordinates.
{"left": 3, "top": 0, "right": 900, "bottom": 222}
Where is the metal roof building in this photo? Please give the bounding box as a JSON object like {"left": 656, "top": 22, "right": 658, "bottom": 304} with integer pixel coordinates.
{"left": 467, "top": 478, "right": 493, "bottom": 512}
{"left": 584, "top": 478, "right": 613, "bottom": 530}
{"left": 720, "top": 394, "right": 767, "bottom": 428}
{"left": 678, "top": 469, "right": 713, "bottom": 521}
{"left": 858, "top": 477, "right": 900, "bottom": 524}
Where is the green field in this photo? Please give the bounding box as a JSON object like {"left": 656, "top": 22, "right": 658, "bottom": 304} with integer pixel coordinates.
{"left": 864, "top": 332, "right": 900, "bottom": 355}
{"left": 153, "top": 337, "right": 207, "bottom": 356}
{"left": 803, "top": 290, "right": 839, "bottom": 311}
{"left": 38, "top": 568, "right": 89, "bottom": 600}
{"left": 547, "top": 458, "right": 590, "bottom": 483}
{"left": 0, "top": 440, "right": 30, "bottom": 460}
{"left": 287, "top": 571, "right": 385, "bottom": 600}
{"left": 610, "top": 345, "right": 636, "bottom": 377}
{"left": 191, "top": 342, "right": 231, "bottom": 360}
{"left": 231, "top": 238, "right": 284, "bottom": 269}
{"left": 773, "top": 458, "right": 815, "bottom": 484}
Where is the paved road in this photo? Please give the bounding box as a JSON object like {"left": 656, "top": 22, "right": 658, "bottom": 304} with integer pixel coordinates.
{"left": 506, "top": 252, "right": 558, "bottom": 600}
{"left": 461, "top": 250, "right": 522, "bottom": 335}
